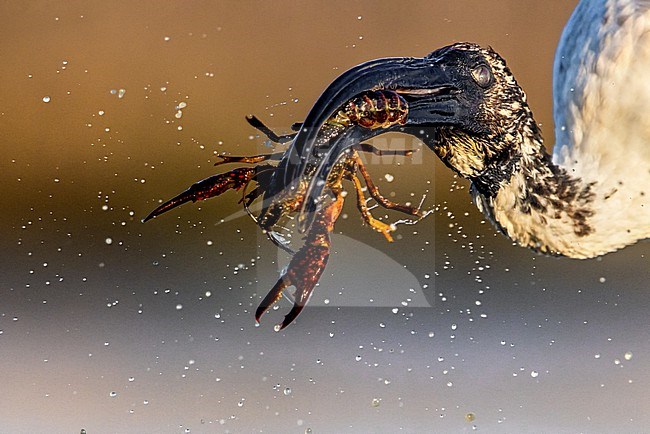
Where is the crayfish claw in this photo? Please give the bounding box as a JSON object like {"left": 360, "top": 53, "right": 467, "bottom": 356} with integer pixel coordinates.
{"left": 142, "top": 189, "right": 196, "bottom": 223}
{"left": 255, "top": 274, "right": 313, "bottom": 331}
{"left": 255, "top": 276, "right": 307, "bottom": 331}
{"left": 279, "top": 303, "right": 305, "bottom": 331}
{"left": 255, "top": 275, "right": 318, "bottom": 331}
{"left": 142, "top": 168, "right": 257, "bottom": 223}
{"left": 255, "top": 277, "right": 288, "bottom": 324}
{"left": 255, "top": 250, "right": 324, "bottom": 329}
{"left": 255, "top": 194, "right": 343, "bottom": 329}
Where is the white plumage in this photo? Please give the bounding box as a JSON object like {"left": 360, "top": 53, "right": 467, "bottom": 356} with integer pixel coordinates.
{"left": 551, "top": 0, "right": 650, "bottom": 256}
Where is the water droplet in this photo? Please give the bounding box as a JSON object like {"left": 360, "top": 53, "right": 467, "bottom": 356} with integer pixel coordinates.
{"left": 530, "top": 370, "right": 539, "bottom": 378}
{"left": 624, "top": 351, "right": 633, "bottom": 361}
{"left": 105, "top": 237, "right": 113, "bottom": 245}
{"left": 355, "top": 355, "right": 362, "bottom": 362}
{"left": 109, "top": 391, "right": 117, "bottom": 397}
{"left": 42, "top": 96, "right": 51, "bottom": 103}
{"left": 175, "top": 304, "right": 183, "bottom": 310}
{"left": 283, "top": 387, "right": 292, "bottom": 396}
{"left": 465, "top": 412, "right": 476, "bottom": 422}
{"left": 371, "top": 398, "right": 381, "bottom": 407}
{"left": 384, "top": 173, "right": 394, "bottom": 182}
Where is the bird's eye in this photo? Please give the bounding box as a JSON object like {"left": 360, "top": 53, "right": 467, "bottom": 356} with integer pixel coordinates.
{"left": 471, "top": 64, "right": 493, "bottom": 87}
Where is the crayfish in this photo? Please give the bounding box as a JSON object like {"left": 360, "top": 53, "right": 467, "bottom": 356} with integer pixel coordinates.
{"left": 143, "top": 89, "right": 426, "bottom": 330}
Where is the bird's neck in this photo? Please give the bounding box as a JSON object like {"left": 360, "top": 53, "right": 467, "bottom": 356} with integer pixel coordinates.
{"left": 471, "top": 131, "right": 597, "bottom": 258}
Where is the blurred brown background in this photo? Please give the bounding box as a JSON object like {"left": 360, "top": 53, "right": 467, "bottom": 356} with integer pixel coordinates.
{"left": 1, "top": 1, "right": 649, "bottom": 433}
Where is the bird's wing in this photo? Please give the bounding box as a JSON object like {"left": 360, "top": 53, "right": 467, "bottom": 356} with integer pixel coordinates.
{"left": 552, "top": 0, "right": 650, "bottom": 247}
{"left": 553, "top": 0, "right": 650, "bottom": 169}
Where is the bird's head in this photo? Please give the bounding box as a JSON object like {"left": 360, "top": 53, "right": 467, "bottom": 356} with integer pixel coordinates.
{"left": 285, "top": 42, "right": 541, "bottom": 231}
{"left": 416, "top": 43, "right": 540, "bottom": 178}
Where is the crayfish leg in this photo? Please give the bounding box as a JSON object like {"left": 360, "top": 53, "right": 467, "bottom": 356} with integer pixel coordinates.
{"left": 350, "top": 172, "right": 395, "bottom": 242}
{"left": 353, "top": 153, "right": 423, "bottom": 218}
{"left": 246, "top": 115, "right": 297, "bottom": 144}
{"left": 214, "top": 153, "right": 280, "bottom": 166}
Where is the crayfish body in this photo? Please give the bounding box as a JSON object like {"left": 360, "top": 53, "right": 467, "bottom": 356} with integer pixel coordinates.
{"left": 144, "top": 89, "right": 424, "bottom": 329}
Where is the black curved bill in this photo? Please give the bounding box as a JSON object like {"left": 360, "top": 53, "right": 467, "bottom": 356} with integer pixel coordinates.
{"left": 280, "top": 55, "right": 466, "bottom": 232}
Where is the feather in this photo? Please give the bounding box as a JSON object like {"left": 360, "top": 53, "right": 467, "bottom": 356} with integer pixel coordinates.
{"left": 551, "top": 0, "right": 650, "bottom": 256}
